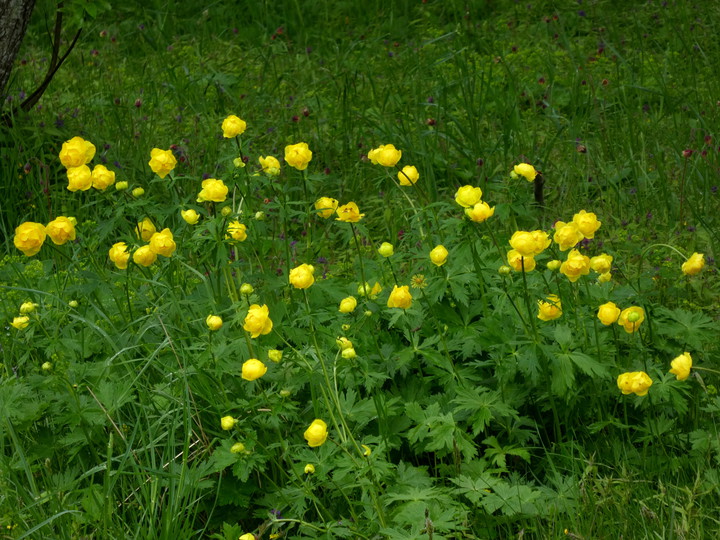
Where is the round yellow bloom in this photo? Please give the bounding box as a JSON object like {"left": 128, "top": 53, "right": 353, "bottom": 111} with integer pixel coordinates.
{"left": 221, "top": 114, "right": 247, "bottom": 138}
{"left": 465, "top": 201, "right": 495, "bottom": 222}
{"left": 10, "top": 316, "right": 30, "bottom": 330}
{"left": 227, "top": 221, "right": 247, "bottom": 242}
{"left": 572, "top": 210, "right": 601, "bottom": 239}
{"left": 149, "top": 228, "right": 176, "bottom": 257}
{"left": 220, "top": 416, "right": 236, "bottom": 430}
{"left": 19, "top": 302, "right": 38, "bottom": 314}
{"left": 197, "top": 178, "right": 228, "bottom": 203}
{"left": 14, "top": 222, "right": 46, "bottom": 256}
{"left": 238, "top": 534, "right": 254, "bottom": 540}
{"left": 243, "top": 304, "right": 273, "bottom": 338}
{"left": 148, "top": 148, "right": 177, "bottom": 179}
{"left": 537, "top": 294, "right": 562, "bottom": 321}
{"left": 531, "top": 230, "right": 552, "bottom": 254}
{"left": 240, "top": 283, "right": 254, "bottom": 295}
{"left": 181, "top": 209, "right": 200, "bottom": 225}
{"left": 509, "top": 231, "right": 538, "bottom": 257}
{"left": 682, "top": 253, "right": 705, "bottom": 276}
{"left": 559, "top": 249, "right": 591, "bottom": 282}
{"left": 507, "top": 249, "right": 536, "bottom": 272}
{"left": 398, "top": 165, "right": 419, "bottom": 186}
{"left": 590, "top": 254, "right": 613, "bottom": 274}
{"left": 342, "top": 347, "right": 357, "bottom": 359}
{"left": 59, "top": 136, "right": 96, "bottom": 168}
{"left": 108, "top": 242, "right": 130, "bottom": 269}
{"left": 454, "top": 185, "right": 482, "bottom": 208}
{"left": 387, "top": 285, "right": 412, "bottom": 309}
{"left": 617, "top": 306, "right": 645, "bottom": 333}
{"left": 206, "top": 315, "right": 223, "bottom": 331}
{"left": 597, "top": 302, "right": 621, "bottom": 325}
{"left": 259, "top": 155, "right": 280, "bottom": 175}
{"left": 547, "top": 260, "right": 562, "bottom": 271}
{"left": 513, "top": 163, "right": 538, "bottom": 182}
{"left": 45, "top": 217, "right": 76, "bottom": 245}
{"left": 115, "top": 181, "right": 128, "bottom": 190}
{"left": 368, "top": 144, "right": 402, "bottom": 167}
{"left": 230, "top": 442, "right": 246, "bottom": 454}
{"left": 430, "top": 245, "right": 449, "bottom": 267}
{"left": 315, "top": 197, "right": 339, "bottom": 219}
{"left": 132, "top": 187, "right": 145, "bottom": 197}
{"left": 136, "top": 218, "right": 156, "bottom": 242}
{"left": 133, "top": 245, "right": 157, "bottom": 267}
{"left": 67, "top": 165, "right": 92, "bottom": 192}
{"left": 358, "top": 282, "right": 382, "bottom": 299}
{"left": 669, "top": 352, "right": 692, "bottom": 381}
{"left": 241, "top": 358, "right": 268, "bottom": 381}
{"left": 553, "top": 221, "right": 583, "bottom": 251}
{"left": 339, "top": 296, "right": 357, "bottom": 313}
{"left": 304, "top": 419, "right": 328, "bottom": 447}
{"left": 617, "top": 371, "right": 653, "bottom": 396}
{"left": 378, "top": 242, "right": 394, "bottom": 257}
{"left": 598, "top": 272, "right": 612, "bottom": 283}
{"left": 289, "top": 263, "right": 315, "bottom": 289}
{"left": 336, "top": 202, "right": 365, "bottom": 223}
{"left": 336, "top": 336, "right": 353, "bottom": 350}
{"left": 304, "top": 463, "right": 315, "bottom": 474}
{"left": 268, "top": 349, "right": 283, "bottom": 363}
{"left": 220, "top": 206, "right": 232, "bottom": 217}
{"left": 91, "top": 164, "right": 115, "bottom": 190}
{"left": 284, "top": 142, "right": 313, "bottom": 171}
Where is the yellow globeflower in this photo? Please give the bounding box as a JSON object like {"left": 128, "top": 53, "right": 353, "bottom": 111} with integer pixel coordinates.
{"left": 669, "top": 352, "right": 692, "bottom": 381}
{"left": 227, "top": 221, "right": 248, "bottom": 242}
{"left": 617, "top": 371, "right": 653, "bottom": 396}
{"left": 368, "top": 144, "right": 402, "bottom": 167}
{"left": 398, "top": 165, "right": 419, "bottom": 186}
{"left": 513, "top": 163, "right": 538, "bottom": 182}
{"left": 465, "top": 201, "right": 494, "bottom": 223}
{"left": 336, "top": 202, "right": 365, "bottom": 223}
{"left": 197, "top": 178, "right": 228, "bottom": 203}
{"left": 45, "top": 216, "right": 76, "bottom": 245}
{"left": 149, "top": 228, "right": 176, "bottom": 257}
{"left": 14, "top": 222, "right": 46, "bottom": 256}
{"left": 108, "top": 242, "right": 130, "bottom": 270}
{"left": 206, "top": 315, "right": 223, "bottom": 331}
{"left": 304, "top": 464, "right": 315, "bottom": 474}
{"left": 617, "top": 306, "right": 645, "bottom": 333}
{"left": 221, "top": 114, "right": 247, "bottom": 138}
{"left": 559, "top": 249, "right": 591, "bottom": 282}
{"left": 289, "top": 263, "right": 315, "bottom": 289}
{"left": 284, "top": 142, "right": 313, "bottom": 171}
{"left": 378, "top": 242, "right": 394, "bottom": 257}
{"left": 682, "top": 253, "right": 705, "bottom": 276}
{"left": 553, "top": 221, "right": 583, "bottom": 251}
{"left": 66, "top": 165, "right": 92, "bottom": 192}
{"left": 304, "top": 419, "right": 328, "bottom": 447}
{"left": 19, "top": 302, "right": 38, "bottom": 314}
{"left": 10, "top": 316, "right": 30, "bottom": 330}
{"left": 259, "top": 155, "right": 280, "bottom": 175}
{"left": 537, "top": 294, "right": 562, "bottom": 321}
{"left": 597, "top": 302, "right": 621, "bottom": 326}
{"left": 59, "top": 136, "right": 96, "bottom": 168}
{"left": 387, "top": 285, "right": 412, "bottom": 309}
{"left": 136, "top": 218, "right": 156, "bottom": 242}
{"left": 315, "top": 197, "right": 339, "bottom": 219}
{"left": 181, "top": 209, "right": 200, "bottom": 225}
{"left": 133, "top": 245, "right": 157, "bottom": 267}
{"left": 91, "top": 164, "right": 115, "bottom": 190}
{"left": 509, "top": 231, "right": 537, "bottom": 257}
{"left": 454, "top": 185, "right": 482, "bottom": 208}
{"left": 590, "top": 254, "right": 613, "bottom": 274}
{"left": 507, "top": 249, "right": 536, "bottom": 272}
{"left": 243, "top": 304, "right": 273, "bottom": 338}
{"left": 429, "top": 245, "right": 449, "bottom": 267}
{"left": 268, "top": 349, "right": 283, "bottom": 363}
{"left": 339, "top": 296, "right": 357, "bottom": 313}
{"left": 220, "top": 416, "right": 236, "bottom": 430}
{"left": 572, "top": 210, "right": 601, "bottom": 239}
{"left": 241, "top": 358, "right": 268, "bottom": 381}
{"left": 148, "top": 148, "right": 177, "bottom": 179}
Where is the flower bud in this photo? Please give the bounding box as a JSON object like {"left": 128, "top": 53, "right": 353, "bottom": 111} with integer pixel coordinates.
{"left": 230, "top": 442, "right": 246, "bottom": 453}
{"left": 69, "top": 300, "right": 79, "bottom": 308}
{"left": 20, "top": 302, "right": 38, "bottom": 314}
{"left": 304, "top": 463, "right": 315, "bottom": 474}
{"left": 498, "top": 265, "right": 511, "bottom": 276}
{"left": 240, "top": 283, "right": 254, "bottom": 295}
{"left": 279, "top": 389, "right": 291, "bottom": 397}
{"left": 220, "top": 416, "right": 236, "bottom": 430}
{"left": 627, "top": 312, "right": 641, "bottom": 323}
{"left": 341, "top": 347, "right": 357, "bottom": 359}
{"left": 41, "top": 362, "right": 52, "bottom": 371}
{"left": 206, "top": 315, "right": 223, "bottom": 331}
{"left": 254, "top": 211, "right": 266, "bottom": 221}
{"left": 115, "top": 181, "right": 128, "bottom": 190}
{"left": 220, "top": 206, "right": 232, "bottom": 216}
{"left": 378, "top": 242, "right": 394, "bottom": 257}
{"left": 132, "top": 187, "right": 145, "bottom": 197}
{"left": 268, "top": 349, "right": 283, "bottom": 363}
{"left": 546, "top": 260, "right": 561, "bottom": 271}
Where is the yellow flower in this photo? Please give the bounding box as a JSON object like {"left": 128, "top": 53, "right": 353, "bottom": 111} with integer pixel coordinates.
{"left": 617, "top": 306, "right": 645, "bottom": 333}
{"left": 531, "top": 230, "right": 552, "bottom": 254}
{"left": 304, "top": 464, "right": 315, "bottom": 474}
{"left": 230, "top": 442, "right": 246, "bottom": 453}
{"left": 597, "top": 302, "right": 621, "bottom": 325}
{"left": 682, "top": 253, "right": 705, "bottom": 276}
{"left": 513, "top": 163, "right": 538, "bottom": 182}
{"left": 14, "top": 222, "right": 46, "bottom": 256}
{"left": 284, "top": 142, "right": 313, "bottom": 171}
{"left": 91, "top": 164, "right": 115, "bottom": 190}
{"left": 206, "top": 315, "right": 223, "bottom": 331}
{"left": 66, "top": 165, "right": 92, "bottom": 192}
{"left": 10, "top": 316, "right": 30, "bottom": 330}
{"left": 133, "top": 245, "right": 157, "bottom": 267}
{"left": 368, "top": 144, "right": 402, "bottom": 167}
{"left": 669, "top": 352, "right": 692, "bottom": 381}
{"left": 598, "top": 272, "right": 612, "bottom": 283}
{"left": 59, "top": 136, "right": 96, "bottom": 168}
{"left": 509, "top": 231, "right": 538, "bottom": 257}
{"left": 45, "top": 216, "right": 76, "bottom": 245}
{"left": 227, "top": 221, "right": 248, "bottom": 242}
{"left": 197, "top": 178, "right": 229, "bottom": 203}
{"left": 336, "top": 202, "right": 365, "bottom": 223}
{"left": 241, "top": 358, "right": 268, "bottom": 381}
{"left": 559, "top": 249, "right": 591, "bottom": 282}
{"left": 553, "top": 221, "right": 583, "bottom": 251}
{"left": 221, "top": 114, "right": 247, "bottom": 138}
{"left": 108, "top": 242, "right": 130, "bottom": 269}
{"left": 132, "top": 187, "right": 145, "bottom": 198}
{"left": 358, "top": 282, "right": 382, "bottom": 298}
{"left": 342, "top": 347, "right": 357, "bottom": 359}
{"left": 362, "top": 444, "right": 372, "bottom": 457}
{"left": 19, "top": 302, "right": 38, "bottom": 314}
{"left": 465, "top": 201, "right": 495, "bottom": 222}
{"left": 148, "top": 148, "right": 177, "bottom": 179}
{"left": 398, "top": 165, "right": 419, "bottom": 186}
{"left": 410, "top": 274, "right": 427, "bottom": 288}
{"left": 181, "top": 209, "right": 200, "bottom": 225}
{"left": 547, "top": 260, "right": 562, "bottom": 271}
{"left": 507, "top": 249, "right": 536, "bottom": 272}
{"left": 617, "top": 371, "right": 653, "bottom": 396}
{"left": 136, "top": 218, "right": 156, "bottom": 242}
{"left": 149, "top": 228, "right": 176, "bottom": 257}
{"left": 304, "top": 419, "right": 328, "bottom": 447}
{"left": 240, "top": 283, "right": 254, "bottom": 295}
{"left": 220, "top": 416, "right": 236, "bottom": 430}
{"left": 387, "top": 285, "right": 412, "bottom": 309}
{"left": 590, "top": 254, "right": 613, "bottom": 274}
{"left": 315, "top": 197, "right": 339, "bottom": 219}
{"left": 243, "top": 304, "right": 273, "bottom": 338}
{"left": 289, "top": 263, "right": 315, "bottom": 289}
{"left": 115, "top": 181, "right": 128, "bottom": 190}
{"left": 339, "top": 296, "right": 357, "bottom": 313}
{"left": 378, "top": 242, "right": 394, "bottom": 257}
{"left": 454, "top": 185, "right": 482, "bottom": 208}
{"left": 259, "top": 155, "right": 280, "bottom": 175}
{"left": 537, "top": 294, "right": 562, "bottom": 321}
{"left": 238, "top": 534, "right": 254, "bottom": 540}
{"left": 268, "top": 349, "right": 283, "bottom": 363}
{"left": 336, "top": 336, "right": 353, "bottom": 350}
{"left": 429, "top": 245, "right": 449, "bottom": 266}
{"left": 572, "top": 210, "right": 601, "bottom": 239}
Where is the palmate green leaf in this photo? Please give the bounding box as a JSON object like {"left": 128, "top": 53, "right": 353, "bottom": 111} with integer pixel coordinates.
{"left": 654, "top": 307, "right": 716, "bottom": 350}
{"left": 481, "top": 482, "right": 542, "bottom": 516}
{"left": 482, "top": 436, "right": 531, "bottom": 470}
{"left": 405, "top": 402, "right": 456, "bottom": 453}
{"left": 452, "top": 386, "right": 518, "bottom": 436}
{"left": 451, "top": 473, "right": 503, "bottom": 505}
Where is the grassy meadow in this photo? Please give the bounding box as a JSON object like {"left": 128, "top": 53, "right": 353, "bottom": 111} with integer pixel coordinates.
{"left": 1, "top": 0, "right": 720, "bottom": 538}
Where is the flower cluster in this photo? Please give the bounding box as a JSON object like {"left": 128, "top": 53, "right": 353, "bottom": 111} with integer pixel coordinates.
{"left": 14, "top": 217, "right": 78, "bottom": 257}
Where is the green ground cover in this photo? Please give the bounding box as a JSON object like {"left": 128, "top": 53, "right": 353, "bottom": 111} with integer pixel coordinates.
{"left": 1, "top": 0, "right": 719, "bottom": 538}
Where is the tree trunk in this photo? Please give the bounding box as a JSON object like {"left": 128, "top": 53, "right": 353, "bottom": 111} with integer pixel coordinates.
{"left": 0, "top": 0, "right": 37, "bottom": 97}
